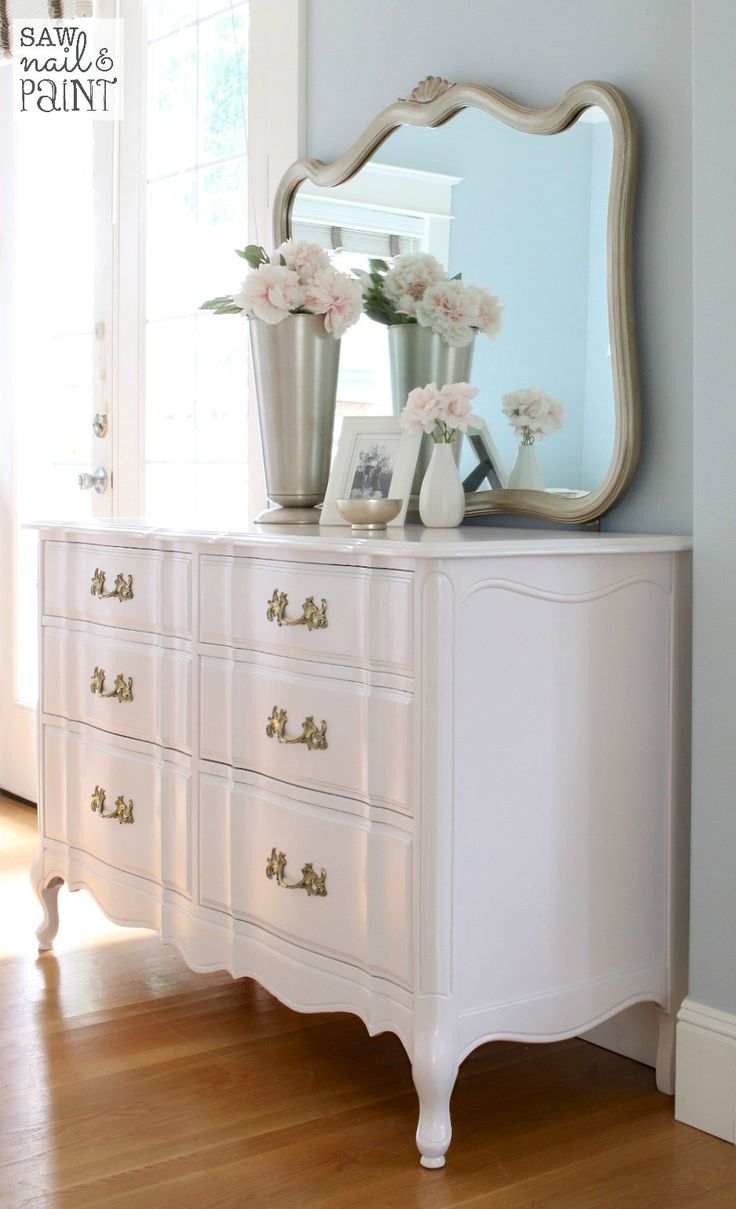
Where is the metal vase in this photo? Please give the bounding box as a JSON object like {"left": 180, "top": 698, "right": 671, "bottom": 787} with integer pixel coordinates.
{"left": 387, "top": 324, "right": 475, "bottom": 493}
{"left": 249, "top": 313, "right": 341, "bottom": 518}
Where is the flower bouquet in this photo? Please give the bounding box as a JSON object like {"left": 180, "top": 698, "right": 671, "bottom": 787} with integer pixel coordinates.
{"left": 399, "top": 381, "right": 484, "bottom": 442}
{"left": 501, "top": 387, "right": 566, "bottom": 491}
{"left": 358, "top": 252, "right": 503, "bottom": 348}
{"left": 202, "top": 239, "right": 363, "bottom": 339}
{"left": 202, "top": 240, "right": 364, "bottom": 522}
{"left": 501, "top": 387, "right": 566, "bottom": 446}
{"left": 399, "top": 382, "right": 482, "bottom": 528}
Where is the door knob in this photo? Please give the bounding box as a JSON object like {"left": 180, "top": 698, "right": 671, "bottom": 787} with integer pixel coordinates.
{"left": 78, "top": 467, "right": 108, "bottom": 494}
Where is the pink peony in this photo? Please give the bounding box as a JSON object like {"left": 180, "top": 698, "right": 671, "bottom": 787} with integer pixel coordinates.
{"left": 465, "top": 285, "right": 504, "bottom": 339}
{"left": 415, "top": 280, "right": 479, "bottom": 347}
{"left": 502, "top": 388, "right": 566, "bottom": 441}
{"left": 400, "top": 383, "right": 443, "bottom": 434}
{"left": 304, "top": 267, "right": 364, "bottom": 338}
{"left": 275, "top": 239, "right": 331, "bottom": 283}
{"left": 234, "top": 263, "right": 305, "bottom": 324}
{"left": 383, "top": 253, "right": 447, "bottom": 316}
{"left": 440, "top": 382, "right": 483, "bottom": 432}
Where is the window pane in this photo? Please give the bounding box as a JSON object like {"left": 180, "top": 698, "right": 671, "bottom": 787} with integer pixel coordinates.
{"left": 147, "top": 173, "right": 197, "bottom": 318}
{"left": 147, "top": 29, "right": 197, "bottom": 179}
{"left": 195, "top": 314, "right": 248, "bottom": 461}
{"left": 145, "top": 4, "right": 250, "bottom": 526}
{"left": 198, "top": 8, "right": 248, "bottom": 164}
{"left": 146, "top": 318, "right": 197, "bottom": 461}
{"left": 148, "top": 0, "right": 197, "bottom": 41}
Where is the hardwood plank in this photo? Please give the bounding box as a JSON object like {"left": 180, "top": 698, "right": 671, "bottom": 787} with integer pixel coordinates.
{"left": 1, "top": 796, "right": 733, "bottom": 1208}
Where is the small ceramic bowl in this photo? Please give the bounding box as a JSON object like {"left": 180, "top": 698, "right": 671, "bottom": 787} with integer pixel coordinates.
{"left": 336, "top": 498, "right": 402, "bottom": 531}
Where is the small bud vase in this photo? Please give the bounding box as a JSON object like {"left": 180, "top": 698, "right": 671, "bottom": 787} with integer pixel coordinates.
{"left": 419, "top": 441, "right": 465, "bottom": 528}
{"left": 507, "top": 441, "right": 544, "bottom": 490}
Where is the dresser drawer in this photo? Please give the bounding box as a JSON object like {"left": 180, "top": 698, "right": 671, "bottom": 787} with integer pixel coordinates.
{"left": 43, "top": 628, "right": 191, "bottom": 752}
{"left": 199, "top": 773, "right": 412, "bottom": 984}
{"left": 200, "top": 555, "right": 413, "bottom": 675}
{"left": 44, "top": 541, "right": 191, "bottom": 637}
{"left": 200, "top": 656, "right": 412, "bottom": 815}
{"left": 43, "top": 725, "right": 191, "bottom": 895}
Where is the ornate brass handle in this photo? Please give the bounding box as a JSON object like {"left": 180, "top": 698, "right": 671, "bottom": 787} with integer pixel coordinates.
{"left": 90, "top": 785, "right": 134, "bottom": 824}
{"left": 90, "top": 667, "right": 134, "bottom": 703}
{"left": 90, "top": 568, "right": 134, "bottom": 601}
{"left": 266, "top": 589, "right": 328, "bottom": 631}
{"left": 266, "top": 706, "right": 328, "bottom": 751}
{"left": 266, "top": 847, "right": 327, "bottom": 897}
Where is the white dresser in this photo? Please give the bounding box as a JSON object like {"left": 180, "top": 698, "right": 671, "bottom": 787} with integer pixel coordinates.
{"left": 32, "top": 522, "right": 692, "bottom": 1167}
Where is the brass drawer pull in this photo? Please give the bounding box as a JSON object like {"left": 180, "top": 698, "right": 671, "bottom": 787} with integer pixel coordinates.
{"left": 266, "top": 706, "right": 328, "bottom": 751}
{"left": 90, "top": 785, "right": 134, "bottom": 824}
{"left": 266, "top": 847, "right": 327, "bottom": 897}
{"left": 90, "top": 667, "right": 134, "bottom": 703}
{"left": 90, "top": 569, "right": 134, "bottom": 601}
{"left": 266, "top": 589, "right": 328, "bottom": 631}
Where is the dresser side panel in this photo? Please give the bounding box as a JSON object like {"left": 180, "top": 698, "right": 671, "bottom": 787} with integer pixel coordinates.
{"left": 452, "top": 552, "right": 675, "bottom": 1025}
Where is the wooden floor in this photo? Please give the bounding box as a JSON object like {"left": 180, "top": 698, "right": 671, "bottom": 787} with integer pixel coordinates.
{"left": 2, "top": 799, "right": 735, "bottom": 1209}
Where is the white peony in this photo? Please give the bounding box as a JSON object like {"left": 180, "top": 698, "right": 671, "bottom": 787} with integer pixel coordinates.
{"left": 383, "top": 253, "right": 447, "bottom": 316}
{"left": 234, "top": 263, "right": 305, "bottom": 324}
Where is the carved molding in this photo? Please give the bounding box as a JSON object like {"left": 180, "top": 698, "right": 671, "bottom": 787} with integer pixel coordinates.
{"left": 401, "top": 76, "right": 453, "bottom": 104}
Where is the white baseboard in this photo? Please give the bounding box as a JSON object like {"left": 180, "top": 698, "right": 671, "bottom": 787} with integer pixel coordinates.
{"left": 676, "top": 999, "right": 736, "bottom": 1142}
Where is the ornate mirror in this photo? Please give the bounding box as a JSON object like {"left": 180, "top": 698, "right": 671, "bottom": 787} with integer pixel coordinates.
{"left": 274, "top": 78, "right": 639, "bottom": 525}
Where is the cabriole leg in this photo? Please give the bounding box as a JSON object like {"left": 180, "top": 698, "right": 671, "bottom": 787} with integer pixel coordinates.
{"left": 412, "top": 1039, "right": 459, "bottom": 1168}
{"left": 31, "top": 860, "right": 63, "bottom": 951}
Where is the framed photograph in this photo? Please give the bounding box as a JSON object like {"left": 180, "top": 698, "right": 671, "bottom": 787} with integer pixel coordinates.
{"left": 462, "top": 420, "right": 509, "bottom": 492}
{"left": 320, "top": 417, "right": 422, "bottom": 526}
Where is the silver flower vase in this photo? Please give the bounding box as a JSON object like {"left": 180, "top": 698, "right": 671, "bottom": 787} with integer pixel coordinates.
{"left": 250, "top": 313, "right": 341, "bottom": 523}
{"left": 387, "top": 324, "right": 474, "bottom": 494}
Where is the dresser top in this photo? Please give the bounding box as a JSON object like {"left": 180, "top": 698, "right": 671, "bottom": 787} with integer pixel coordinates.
{"left": 34, "top": 519, "right": 693, "bottom": 560}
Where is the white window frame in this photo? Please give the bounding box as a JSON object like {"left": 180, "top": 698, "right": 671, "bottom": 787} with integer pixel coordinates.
{"left": 106, "top": 0, "right": 305, "bottom": 522}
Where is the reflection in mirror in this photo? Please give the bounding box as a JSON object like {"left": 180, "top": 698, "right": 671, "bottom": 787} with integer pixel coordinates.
{"left": 290, "top": 105, "right": 614, "bottom": 497}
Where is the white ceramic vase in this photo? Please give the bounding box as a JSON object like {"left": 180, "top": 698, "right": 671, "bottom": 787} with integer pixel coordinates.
{"left": 419, "top": 442, "right": 465, "bottom": 528}
{"left": 508, "top": 441, "right": 544, "bottom": 490}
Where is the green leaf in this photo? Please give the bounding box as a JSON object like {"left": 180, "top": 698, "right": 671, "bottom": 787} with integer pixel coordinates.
{"left": 200, "top": 295, "right": 234, "bottom": 310}
{"left": 369, "top": 258, "right": 389, "bottom": 274}
{"left": 200, "top": 295, "right": 243, "bottom": 315}
{"left": 238, "top": 244, "right": 269, "bottom": 269}
{"left": 449, "top": 271, "right": 462, "bottom": 281}
{"left": 279, "top": 254, "right": 287, "bottom": 266}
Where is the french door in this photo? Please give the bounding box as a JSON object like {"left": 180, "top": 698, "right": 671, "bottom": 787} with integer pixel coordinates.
{"left": 0, "top": 0, "right": 303, "bottom": 799}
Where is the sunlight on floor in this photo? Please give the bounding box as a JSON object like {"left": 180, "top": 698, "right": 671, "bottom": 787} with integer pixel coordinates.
{"left": 0, "top": 802, "right": 152, "bottom": 959}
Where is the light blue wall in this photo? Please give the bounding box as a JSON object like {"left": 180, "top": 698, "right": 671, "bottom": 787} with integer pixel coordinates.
{"left": 375, "top": 111, "right": 607, "bottom": 489}
{"left": 689, "top": 0, "right": 736, "bottom": 1016}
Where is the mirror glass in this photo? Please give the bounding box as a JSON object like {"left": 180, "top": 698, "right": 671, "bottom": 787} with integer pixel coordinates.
{"left": 290, "top": 104, "right": 615, "bottom": 497}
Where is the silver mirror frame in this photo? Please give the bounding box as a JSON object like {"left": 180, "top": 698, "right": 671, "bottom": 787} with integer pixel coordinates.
{"left": 274, "top": 78, "right": 640, "bottom": 525}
